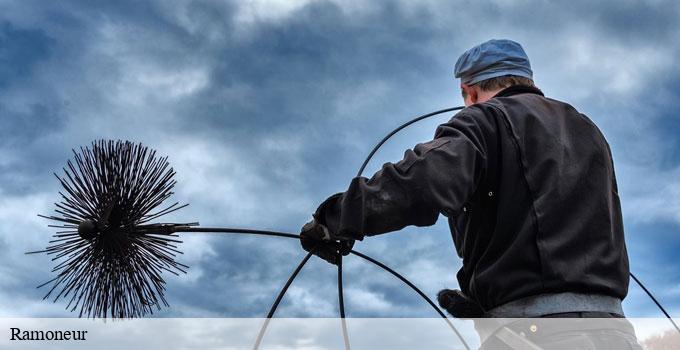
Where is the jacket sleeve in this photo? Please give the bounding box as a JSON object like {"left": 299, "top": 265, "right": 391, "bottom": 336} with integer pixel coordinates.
{"left": 317, "top": 109, "right": 490, "bottom": 240}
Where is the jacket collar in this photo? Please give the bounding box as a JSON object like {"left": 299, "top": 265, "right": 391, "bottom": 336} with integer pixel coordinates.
{"left": 494, "top": 85, "right": 544, "bottom": 98}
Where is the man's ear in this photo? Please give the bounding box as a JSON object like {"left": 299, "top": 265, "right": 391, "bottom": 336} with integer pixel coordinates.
{"left": 461, "top": 83, "right": 478, "bottom": 106}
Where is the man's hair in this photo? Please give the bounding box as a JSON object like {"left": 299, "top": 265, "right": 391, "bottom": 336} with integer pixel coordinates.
{"left": 462, "top": 75, "right": 535, "bottom": 99}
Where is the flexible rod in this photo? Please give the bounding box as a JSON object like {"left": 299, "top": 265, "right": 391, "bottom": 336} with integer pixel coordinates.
{"left": 350, "top": 250, "right": 471, "bottom": 350}
{"left": 174, "top": 227, "right": 299, "bottom": 239}
{"left": 182, "top": 107, "right": 471, "bottom": 349}
{"left": 338, "top": 256, "right": 351, "bottom": 350}
{"left": 356, "top": 106, "right": 465, "bottom": 177}
{"left": 252, "top": 251, "right": 315, "bottom": 350}
{"left": 344, "top": 105, "right": 470, "bottom": 349}
{"left": 630, "top": 272, "right": 680, "bottom": 333}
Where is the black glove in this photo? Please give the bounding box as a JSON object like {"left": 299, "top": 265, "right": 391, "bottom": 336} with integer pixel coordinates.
{"left": 300, "top": 219, "right": 354, "bottom": 265}
{"left": 437, "top": 289, "right": 484, "bottom": 318}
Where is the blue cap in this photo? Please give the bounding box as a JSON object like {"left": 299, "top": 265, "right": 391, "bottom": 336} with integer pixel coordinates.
{"left": 454, "top": 39, "right": 533, "bottom": 85}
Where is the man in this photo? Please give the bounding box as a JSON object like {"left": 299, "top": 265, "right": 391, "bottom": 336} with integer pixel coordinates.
{"left": 300, "top": 39, "right": 630, "bottom": 321}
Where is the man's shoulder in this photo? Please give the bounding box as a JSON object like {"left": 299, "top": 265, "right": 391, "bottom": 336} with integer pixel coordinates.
{"left": 489, "top": 92, "right": 611, "bottom": 145}
{"left": 489, "top": 92, "right": 592, "bottom": 124}
{"left": 454, "top": 101, "right": 507, "bottom": 123}
{"left": 436, "top": 104, "right": 504, "bottom": 142}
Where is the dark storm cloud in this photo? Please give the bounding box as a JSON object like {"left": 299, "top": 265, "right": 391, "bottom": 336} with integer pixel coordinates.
{"left": 0, "top": 21, "right": 65, "bottom": 194}
{"left": 0, "top": 102, "right": 63, "bottom": 144}
{"left": 0, "top": 21, "right": 55, "bottom": 87}
{"left": 0, "top": 102, "right": 66, "bottom": 195}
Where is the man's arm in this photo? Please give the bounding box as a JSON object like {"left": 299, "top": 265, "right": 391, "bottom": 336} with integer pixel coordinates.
{"left": 316, "top": 109, "right": 491, "bottom": 240}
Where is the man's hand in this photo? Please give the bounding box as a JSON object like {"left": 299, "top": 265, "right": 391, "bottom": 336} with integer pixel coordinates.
{"left": 300, "top": 219, "right": 354, "bottom": 265}
{"left": 437, "top": 289, "right": 484, "bottom": 318}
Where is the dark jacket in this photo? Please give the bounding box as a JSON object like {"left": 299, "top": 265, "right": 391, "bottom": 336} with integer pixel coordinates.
{"left": 318, "top": 85, "right": 630, "bottom": 311}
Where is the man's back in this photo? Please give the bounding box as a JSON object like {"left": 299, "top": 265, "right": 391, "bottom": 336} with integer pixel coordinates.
{"left": 452, "top": 85, "right": 629, "bottom": 313}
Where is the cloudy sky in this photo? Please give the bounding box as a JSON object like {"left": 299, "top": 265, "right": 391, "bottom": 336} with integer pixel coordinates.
{"left": 1, "top": 0, "right": 680, "bottom": 324}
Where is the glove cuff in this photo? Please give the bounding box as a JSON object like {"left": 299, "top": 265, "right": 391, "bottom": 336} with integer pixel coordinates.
{"left": 314, "top": 192, "right": 364, "bottom": 241}
{"left": 313, "top": 192, "right": 343, "bottom": 230}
